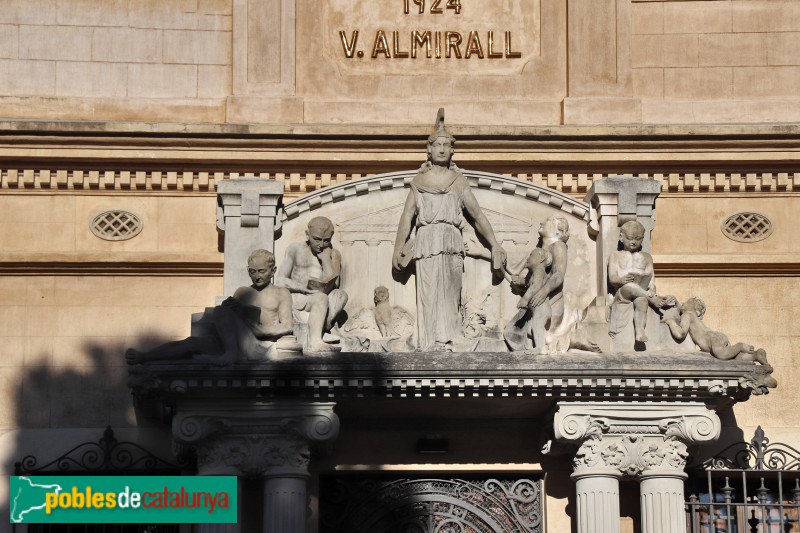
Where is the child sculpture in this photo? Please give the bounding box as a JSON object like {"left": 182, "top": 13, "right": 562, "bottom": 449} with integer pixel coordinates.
{"left": 665, "top": 297, "right": 770, "bottom": 364}
{"left": 607, "top": 220, "right": 673, "bottom": 344}
{"left": 504, "top": 214, "right": 569, "bottom": 354}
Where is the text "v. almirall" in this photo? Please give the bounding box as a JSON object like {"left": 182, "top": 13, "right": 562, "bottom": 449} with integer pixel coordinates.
{"left": 339, "top": 30, "right": 522, "bottom": 60}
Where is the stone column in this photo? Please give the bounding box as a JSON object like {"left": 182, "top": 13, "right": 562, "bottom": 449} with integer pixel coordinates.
{"left": 550, "top": 402, "right": 720, "bottom": 533}
{"left": 572, "top": 467, "right": 622, "bottom": 533}
{"left": 639, "top": 470, "right": 687, "bottom": 533}
{"left": 217, "top": 178, "right": 284, "bottom": 297}
{"left": 172, "top": 402, "right": 339, "bottom": 533}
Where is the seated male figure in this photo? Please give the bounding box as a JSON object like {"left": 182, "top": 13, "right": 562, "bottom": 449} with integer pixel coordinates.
{"left": 275, "top": 216, "right": 348, "bottom": 352}
{"left": 125, "top": 249, "right": 293, "bottom": 365}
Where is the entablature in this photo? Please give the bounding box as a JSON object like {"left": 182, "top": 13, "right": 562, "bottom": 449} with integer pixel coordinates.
{"left": 129, "top": 352, "right": 771, "bottom": 410}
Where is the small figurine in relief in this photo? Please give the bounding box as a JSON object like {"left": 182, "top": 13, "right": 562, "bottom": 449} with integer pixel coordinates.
{"left": 607, "top": 220, "right": 674, "bottom": 343}
{"left": 373, "top": 285, "right": 414, "bottom": 338}
{"left": 276, "top": 216, "right": 348, "bottom": 353}
{"left": 125, "top": 249, "right": 293, "bottom": 365}
{"left": 392, "top": 109, "right": 507, "bottom": 351}
{"left": 504, "top": 214, "right": 569, "bottom": 354}
{"left": 665, "top": 297, "right": 770, "bottom": 365}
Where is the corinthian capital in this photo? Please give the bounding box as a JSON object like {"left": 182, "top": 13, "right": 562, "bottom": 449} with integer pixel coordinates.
{"left": 551, "top": 402, "right": 720, "bottom": 477}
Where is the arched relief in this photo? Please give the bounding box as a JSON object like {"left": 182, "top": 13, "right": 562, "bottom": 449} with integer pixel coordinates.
{"left": 275, "top": 171, "right": 596, "bottom": 346}
{"left": 280, "top": 170, "right": 591, "bottom": 224}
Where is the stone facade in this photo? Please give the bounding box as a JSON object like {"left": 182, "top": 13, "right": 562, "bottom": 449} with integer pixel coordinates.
{"left": 1, "top": 1, "right": 800, "bottom": 532}
{"left": 0, "top": 1, "right": 799, "bottom": 124}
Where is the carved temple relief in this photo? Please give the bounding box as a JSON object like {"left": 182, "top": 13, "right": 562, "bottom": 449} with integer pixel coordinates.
{"left": 275, "top": 170, "right": 596, "bottom": 352}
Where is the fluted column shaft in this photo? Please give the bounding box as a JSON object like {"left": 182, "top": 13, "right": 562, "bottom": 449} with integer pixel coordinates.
{"left": 639, "top": 470, "right": 687, "bottom": 533}
{"left": 263, "top": 475, "right": 308, "bottom": 533}
{"left": 572, "top": 469, "right": 622, "bottom": 533}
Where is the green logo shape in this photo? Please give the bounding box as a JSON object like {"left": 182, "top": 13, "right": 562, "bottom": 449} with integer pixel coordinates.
{"left": 10, "top": 476, "right": 237, "bottom": 524}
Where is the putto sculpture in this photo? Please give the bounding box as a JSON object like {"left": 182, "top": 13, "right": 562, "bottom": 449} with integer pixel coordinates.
{"left": 607, "top": 220, "right": 675, "bottom": 347}
{"left": 504, "top": 215, "right": 570, "bottom": 354}
{"left": 392, "top": 109, "right": 507, "bottom": 351}
{"left": 125, "top": 249, "right": 293, "bottom": 365}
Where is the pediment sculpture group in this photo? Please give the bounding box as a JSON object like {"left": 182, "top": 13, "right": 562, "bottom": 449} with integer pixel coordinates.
{"left": 125, "top": 112, "right": 775, "bottom": 388}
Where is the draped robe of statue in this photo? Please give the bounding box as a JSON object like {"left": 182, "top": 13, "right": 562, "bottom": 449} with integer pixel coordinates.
{"left": 410, "top": 165, "right": 468, "bottom": 350}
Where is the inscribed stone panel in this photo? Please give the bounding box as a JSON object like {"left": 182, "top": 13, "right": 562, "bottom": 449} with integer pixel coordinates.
{"left": 323, "top": 0, "right": 540, "bottom": 76}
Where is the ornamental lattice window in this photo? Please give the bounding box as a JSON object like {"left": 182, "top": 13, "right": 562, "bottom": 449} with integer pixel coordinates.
{"left": 721, "top": 212, "right": 773, "bottom": 243}
{"left": 90, "top": 210, "right": 143, "bottom": 241}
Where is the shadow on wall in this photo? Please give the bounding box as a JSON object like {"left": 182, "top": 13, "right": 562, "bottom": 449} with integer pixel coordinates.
{"left": 2, "top": 332, "right": 184, "bottom": 525}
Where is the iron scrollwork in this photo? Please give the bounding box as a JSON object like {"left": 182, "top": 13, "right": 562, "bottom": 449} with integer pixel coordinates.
{"left": 320, "top": 474, "right": 543, "bottom": 533}
{"left": 15, "top": 426, "right": 189, "bottom": 475}
{"left": 700, "top": 426, "right": 800, "bottom": 471}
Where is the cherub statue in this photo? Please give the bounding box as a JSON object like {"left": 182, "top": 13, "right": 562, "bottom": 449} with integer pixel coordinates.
{"left": 504, "top": 214, "right": 569, "bottom": 354}
{"left": 608, "top": 220, "right": 674, "bottom": 344}
{"left": 665, "top": 297, "right": 770, "bottom": 365}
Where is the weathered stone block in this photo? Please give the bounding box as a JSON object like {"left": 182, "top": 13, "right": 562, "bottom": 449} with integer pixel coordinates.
{"left": 632, "top": 35, "right": 663, "bottom": 68}
{"left": 733, "top": 66, "right": 800, "bottom": 98}
{"left": 664, "top": 67, "right": 732, "bottom": 99}
{"left": 640, "top": 101, "right": 694, "bottom": 123}
{"left": 632, "top": 68, "right": 663, "bottom": 98}
{"left": 55, "top": 62, "right": 128, "bottom": 98}
{"left": 767, "top": 32, "right": 800, "bottom": 66}
{"left": 732, "top": 0, "right": 800, "bottom": 33}
{"left": 19, "top": 25, "right": 92, "bottom": 61}
{"left": 662, "top": 34, "right": 700, "bottom": 67}
{"left": 198, "top": 65, "right": 232, "bottom": 97}
{"left": 57, "top": 0, "right": 129, "bottom": 27}
{"left": 0, "top": 0, "right": 56, "bottom": 25}
{"left": 562, "top": 97, "right": 642, "bottom": 125}
{"left": 92, "top": 27, "right": 163, "bottom": 63}
{"left": 631, "top": 1, "right": 664, "bottom": 35}
{"left": 0, "top": 25, "right": 18, "bottom": 59}
{"left": 164, "top": 29, "right": 231, "bottom": 65}
{"left": 699, "top": 33, "right": 767, "bottom": 67}
{"left": 664, "top": 1, "right": 731, "bottom": 34}
{"left": 128, "top": 0, "right": 201, "bottom": 30}
{"left": 199, "top": 0, "right": 233, "bottom": 16}
{"left": 127, "top": 64, "right": 198, "bottom": 98}
{"left": 226, "top": 96, "right": 304, "bottom": 124}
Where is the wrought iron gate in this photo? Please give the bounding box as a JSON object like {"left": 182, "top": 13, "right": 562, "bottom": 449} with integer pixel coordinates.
{"left": 685, "top": 426, "right": 800, "bottom": 532}
{"left": 319, "top": 474, "right": 543, "bottom": 533}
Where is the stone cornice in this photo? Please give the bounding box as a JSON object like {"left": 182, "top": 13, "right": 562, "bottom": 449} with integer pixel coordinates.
{"left": 128, "top": 352, "right": 771, "bottom": 405}
{"left": 1, "top": 120, "right": 800, "bottom": 140}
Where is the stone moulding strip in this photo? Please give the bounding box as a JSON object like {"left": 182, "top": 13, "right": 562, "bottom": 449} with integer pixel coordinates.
{"left": 128, "top": 353, "right": 766, "bottom": 404}
{"left": 655, "top": 262, "right": 800, "bottom": 277}
{"left": 4, "top": 168, "right": 800, "bottom": 195}
{"left": 280, "top": 170, "right": 592, "bottom": 223}
{"left": 0, "top": 260, "right": 223, "bottom": 276}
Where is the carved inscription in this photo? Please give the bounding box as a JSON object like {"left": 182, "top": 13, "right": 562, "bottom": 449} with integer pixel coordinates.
{"left": 327, "top": 0, "right": 539, "bottom": 75}
{"left": 339, "top": 2, "right": 521, "bottom": 60}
